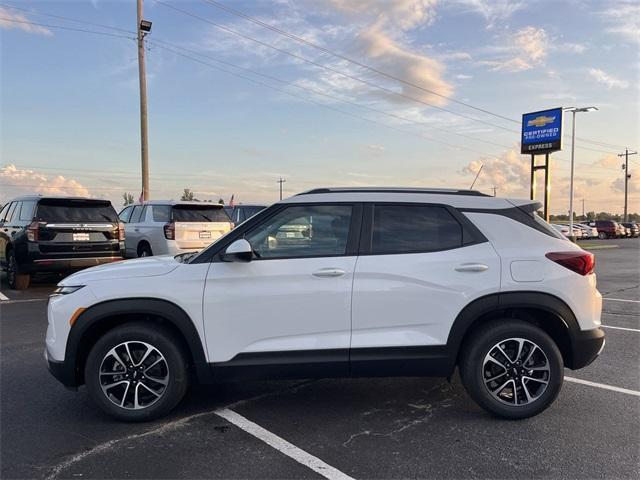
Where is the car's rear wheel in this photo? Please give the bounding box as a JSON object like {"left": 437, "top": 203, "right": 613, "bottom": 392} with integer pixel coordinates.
{"left": 459, "top": 319, "right": 563, "bottom": 419}
{"left": 7, "top": 250, "right": 30, "bottom": 290}
{"left": 85, "top": 322, "right": 189, "bottom": 422}
{"left": 137, "top": 243, "right": 153, "bottom": 257}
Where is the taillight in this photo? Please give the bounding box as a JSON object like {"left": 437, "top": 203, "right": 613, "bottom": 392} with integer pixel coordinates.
{"left": 546, "top": 251, "right": 595, "bottom": 276}
{"left": 26, "top": 221, "right": 39, "bottom": 241}
{"left": 118, "top": 222, "right": 125, "bottom": 241}
{"left": 164, "top": 222, "right": 175, "bottom": 240}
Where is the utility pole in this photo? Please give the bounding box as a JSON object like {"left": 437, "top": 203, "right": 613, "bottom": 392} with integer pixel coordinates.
{"left": 137, "top": 0, "right": 151, "bottom": 201}
{"left": 277, "top": 177, "right": 286, "bottom": 200}
{"left": 582, "top": 198, "right": 585, "bottom": 220}
{"left": 618, "top": 148, "right": 637, "bottom": 222}
{"left": 492, "top": 186, "right": 497, "bottom": 197}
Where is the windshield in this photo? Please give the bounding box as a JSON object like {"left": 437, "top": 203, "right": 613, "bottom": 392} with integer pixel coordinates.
{"left": 172, "top": 205, "right": 230, "bottom": 223}
{"left": 36, "top": 199, "right": 118, "bottom": 223}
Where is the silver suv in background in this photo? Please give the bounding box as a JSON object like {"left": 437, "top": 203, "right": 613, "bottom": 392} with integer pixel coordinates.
{"left": 119, "top": 201, "right": 232, "bottom": 257}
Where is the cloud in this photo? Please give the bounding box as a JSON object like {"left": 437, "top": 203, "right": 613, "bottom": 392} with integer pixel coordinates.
{"left": 455, "top": 74, "right": 473, "bottom": 80}
{"left": 460, "top": 147, "right": 530, "bottom": 195}
{"left": 0, "top": 165, "right": 90, "bottom": 203}
{"left": 592, "top": 154, "right": 621, "bottom": 169}
{"left": 328, "top": 0, "right": 438, "bottom": 30}
{"left": 454, "top": 0, "right": 525, "bottom": 28}
{"left": 355, "top": 25, "right": 453, "bottom": 106}
{"left": 588, "top": 68, "right": 629, "bottom": 89}
{"left": 555, "top": 42, "right": 587, "bottom": 54}
{"left": 599, "top": 2, "right": 640, "bottom": 44}
{"left": 480, "top": 26, "right": 548, "bottom": 72}
{"left": 0, "top": 6, "right": 52, "bottom": 36}
{"left": 612, "top": 175, "right": 640, "bottom": 194}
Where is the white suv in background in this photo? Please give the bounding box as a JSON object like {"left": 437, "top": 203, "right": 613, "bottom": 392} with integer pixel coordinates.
{"left": 46, "top": 188, "right": 604, "bottom": 421}
{"left": 118, "top": 201, "right": 232, "bottom": 257}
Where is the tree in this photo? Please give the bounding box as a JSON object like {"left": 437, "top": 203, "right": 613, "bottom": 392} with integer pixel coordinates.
{"left": 122, "top": 192, "right": 134, "bottom": 206}
{"left": 218, "top": 198, "right": 225, "bottom": 205}
{"left": 181, "top": 189, "right": 195, "bottom": 201}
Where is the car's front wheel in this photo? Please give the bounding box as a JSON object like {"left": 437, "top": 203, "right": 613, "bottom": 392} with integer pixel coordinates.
{"left": 598, "top": 231, "right": 607, "bottom": 239}
{"left": 459, "top": 319, "right": 563, "bottom": 419}
{"left": 85, "top": 322, "right": 189, "bottom": 421}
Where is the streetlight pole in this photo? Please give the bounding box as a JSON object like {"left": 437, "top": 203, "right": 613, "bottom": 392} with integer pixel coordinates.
{"left": 565, "top": 106, "right": 598, "bottom": 242}
{"left": 137, "top": 0, "right": 151, "bottom": 201}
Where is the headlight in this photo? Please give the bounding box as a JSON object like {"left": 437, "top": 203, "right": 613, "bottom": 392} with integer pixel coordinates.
{"left": 51, "top": 285, "right": 85, "bottom": 297}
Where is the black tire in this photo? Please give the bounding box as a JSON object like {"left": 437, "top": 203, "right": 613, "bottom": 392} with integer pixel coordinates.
{"left": 7, "top": 250, "right": 30, "bottom": 290}
{"left": 137, "top": 242, "right": 153, "bottom": 257}
{"left": 598, "top": 231, "right": 607, "bottom": 240}
{"left": 459, "top": 319, "right": 563, "bottom": 420}
{"left": 84, "top": 322, "right": 189, "bottom": 422}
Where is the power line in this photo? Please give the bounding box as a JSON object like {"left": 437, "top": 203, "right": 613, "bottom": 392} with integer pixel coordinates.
{"left": 0, "top": 2, "right": 136, "bottom": 35}
{"left": 0, "top": 16, "right": 134, "bottom": 40}
{"left": 1, "top": 12, "right": 631, "bottom": 169}
{"left": 199, "top": 0, "right": 635, "bottom": 154}
{"left": 149, "top": 38, "right": 513, "bottom": 151}
{"left": 155, "top": 0, "right": 520, "bottom": 135}
{"left": 202, "top": 0, "right": 518, "bottom": 125}
{"left": 149, "top": 41, "right": 499, "bottom": 157}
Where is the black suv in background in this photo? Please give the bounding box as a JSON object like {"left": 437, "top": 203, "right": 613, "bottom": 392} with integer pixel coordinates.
{"left": 0, "top": 196, "right": 124, "bottom": 289}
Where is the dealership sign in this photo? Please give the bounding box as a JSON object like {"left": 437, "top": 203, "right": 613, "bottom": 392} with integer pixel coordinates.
{"left": 521, "top": 107, "right": 563, "bottom": 154}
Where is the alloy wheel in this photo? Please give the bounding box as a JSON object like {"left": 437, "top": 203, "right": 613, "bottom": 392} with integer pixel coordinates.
{"left": 482, "top": 338, "right": 550, "bottom": 406}
{"left": 99, "top": 341, "right": 169, "bottom": 410}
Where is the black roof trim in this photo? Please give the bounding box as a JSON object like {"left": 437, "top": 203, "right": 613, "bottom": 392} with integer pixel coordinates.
{"left": 297, "top": 187, "right": 490, "bottom": 197}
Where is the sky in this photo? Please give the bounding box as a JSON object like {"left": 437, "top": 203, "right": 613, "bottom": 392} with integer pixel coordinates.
{"left": 1, "top": 0, "right": 639, "bottom": 214}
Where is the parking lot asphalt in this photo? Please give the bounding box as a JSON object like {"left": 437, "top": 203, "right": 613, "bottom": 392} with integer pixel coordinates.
{"left": 1, "top": 239, "right": 638, "bottom": 479}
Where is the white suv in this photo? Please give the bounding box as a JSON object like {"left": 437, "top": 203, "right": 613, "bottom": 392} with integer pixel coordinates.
{"left": 46, "top": 188, "right": 604, "bottom": 421}
{"left": 119, "top": 201, "right": 232, "bottom": 258}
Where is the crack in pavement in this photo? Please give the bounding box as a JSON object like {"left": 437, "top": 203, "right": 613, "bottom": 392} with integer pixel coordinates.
{"left": 44, "top": 379, "right": 318, "bottom": 480}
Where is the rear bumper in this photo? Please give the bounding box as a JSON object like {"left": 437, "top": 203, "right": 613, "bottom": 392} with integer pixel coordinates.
{"left": 569, "top": 327, "right": 605, "bottom": 370}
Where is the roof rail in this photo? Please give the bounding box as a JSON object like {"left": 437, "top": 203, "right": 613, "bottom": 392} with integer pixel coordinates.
{"left": 297, "top": 187, "right": 490, "bottom": 197}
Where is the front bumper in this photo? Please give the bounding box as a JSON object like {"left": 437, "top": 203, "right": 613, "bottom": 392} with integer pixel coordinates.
{"left": 45, "top": 349, "right": 78, "bottom": 390}
{"left": 569, "top": 327, "right": 605, "bottom": 370}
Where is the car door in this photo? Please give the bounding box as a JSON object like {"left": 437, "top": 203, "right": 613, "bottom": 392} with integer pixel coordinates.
{"left": 203, "top": 203, "right": 361, "bottom": 376}
{"left": 350, "top": 203, "right": 501, "bottom": 373}
{"left": 124, "top": 205, "right": 144, "bottom": 257}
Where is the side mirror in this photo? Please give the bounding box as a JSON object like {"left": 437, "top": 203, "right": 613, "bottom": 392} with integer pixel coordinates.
{"left": 222, "top": 239, "right": 253, "bottom": 262}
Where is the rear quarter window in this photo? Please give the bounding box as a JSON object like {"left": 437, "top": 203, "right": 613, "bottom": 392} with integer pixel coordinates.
{"left": 152, "top": 205, "right": 171, "bottom": 222}
{"left": 372, "top": 204, "right": 463, "bottom": 254}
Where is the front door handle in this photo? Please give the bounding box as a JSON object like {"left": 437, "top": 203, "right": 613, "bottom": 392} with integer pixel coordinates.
{"left": 455, "top": 263, "right": 489, "bottom": 272}
{"left": 312, "top": 268, "right": 346, "bottom": 278}
{"left": 134, "top": 228, "right": 140, "bottom": 232}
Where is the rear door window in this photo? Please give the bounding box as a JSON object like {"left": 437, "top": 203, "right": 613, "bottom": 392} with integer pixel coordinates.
{"left": 5, "top": 202, "right": 18, "bottom": 224}
{"left": 129, "top": 205, "right": 144, "bottom": 223}
{"left": 371, "top": 204, "right": 463, "bottom": 254}
{"left": 0, "top": 203, "right": 9, "bottom": 223}
{"left": 171, "top": 205, "right": 230, "bottom": 223}
{"left": 35, "top": 200, "right": 118, "bottom": 223}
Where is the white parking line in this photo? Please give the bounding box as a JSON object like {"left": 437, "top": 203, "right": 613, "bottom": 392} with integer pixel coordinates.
{"left": 603, "top": 298, "right": 640, "bottom": 303}
{"left": 0, "top": 291, "right": 8, "bottom": 301}
{"left": 565, "top": 377, "right": 640, "bottom": 397}
{"left": 602, "top": 325, "right": 640, "bottom": 332}
{"left": 0, "top": 298, "right": 47, "bottom": 304}
{"left": 216, "top": 408, "right": 355, "bottom": 480}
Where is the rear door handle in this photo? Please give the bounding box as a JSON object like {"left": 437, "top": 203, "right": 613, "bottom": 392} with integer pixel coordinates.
{"left": 455, "top": 263, "right": 489, "bottom": 272}
{"left": 312, "top": 268, "right": 346, "bottom": 278}
{"left": 134, "top": 228, "right": 140, "bottom": 232}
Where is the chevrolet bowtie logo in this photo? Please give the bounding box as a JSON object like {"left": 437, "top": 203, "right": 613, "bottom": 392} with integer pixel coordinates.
{"left": 527, "top": 115, "right": 556, "bottom": 128}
